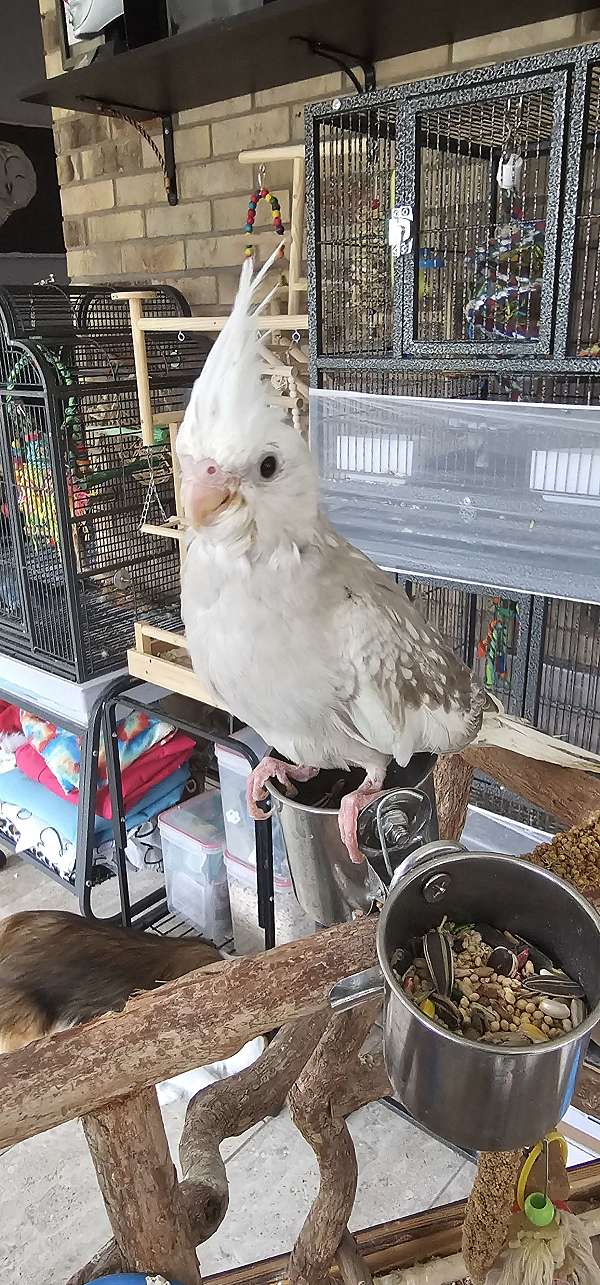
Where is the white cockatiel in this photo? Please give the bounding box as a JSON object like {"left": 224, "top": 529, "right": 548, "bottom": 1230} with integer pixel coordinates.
{"left": 177, "top": 247, "right": 600, "bottom": 863}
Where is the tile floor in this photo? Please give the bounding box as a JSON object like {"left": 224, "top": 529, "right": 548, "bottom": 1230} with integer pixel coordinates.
{"left": 0, "top": 849, "right": 475, "bottom": 1285}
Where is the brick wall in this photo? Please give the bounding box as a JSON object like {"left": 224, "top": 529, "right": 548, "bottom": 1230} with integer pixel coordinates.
{"left": 38, "top": 1, "right": 600, "bottom": 313}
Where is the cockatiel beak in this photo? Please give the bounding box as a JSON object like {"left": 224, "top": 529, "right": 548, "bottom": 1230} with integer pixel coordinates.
{"left": 179, "top": 456, "right": 239, "bottom": 528}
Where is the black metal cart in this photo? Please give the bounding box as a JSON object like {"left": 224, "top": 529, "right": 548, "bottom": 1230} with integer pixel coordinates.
{"left": 100, "top": 684, "right": 277, "bottom": 944}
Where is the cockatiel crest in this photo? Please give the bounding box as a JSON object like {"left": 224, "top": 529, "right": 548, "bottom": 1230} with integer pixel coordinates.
{"left": 177, "top": 244, "right": 318, "bottom": 559}
{"left": 179, "top": 252, "right": 600, "bottom": 866}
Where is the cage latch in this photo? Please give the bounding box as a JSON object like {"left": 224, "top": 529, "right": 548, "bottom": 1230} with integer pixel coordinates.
{"left": 388, "top": 205, "right": 414, "bottom": 257}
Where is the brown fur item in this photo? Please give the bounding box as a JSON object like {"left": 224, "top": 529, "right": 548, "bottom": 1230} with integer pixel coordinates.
{"left": 0, "top": 910, "right": 221, "bottom": 1055}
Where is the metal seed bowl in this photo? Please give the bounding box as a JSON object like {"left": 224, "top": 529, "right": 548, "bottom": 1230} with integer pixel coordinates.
{"left": 377, "top": 851, "right": 600, "bottom": 1151}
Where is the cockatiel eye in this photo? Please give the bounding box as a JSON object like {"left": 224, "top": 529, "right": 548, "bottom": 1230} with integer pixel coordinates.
{"left": 259, "top": 453, "right": 278, "bottom": 479}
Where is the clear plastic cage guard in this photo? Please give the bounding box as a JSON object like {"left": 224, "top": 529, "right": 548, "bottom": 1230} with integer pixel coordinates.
{"left": 309, "top": 389, "right": 600, "bottom": 603}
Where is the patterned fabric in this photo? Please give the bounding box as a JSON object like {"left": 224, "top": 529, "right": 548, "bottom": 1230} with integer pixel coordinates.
{"left": 0, "top": 764, "right": 190, "bottom": 881}
{"left": 16, "top": 732, "right": 195, "bottom": 819}
{"left": 20, "top": 709, "right": 177, "bottom": 795}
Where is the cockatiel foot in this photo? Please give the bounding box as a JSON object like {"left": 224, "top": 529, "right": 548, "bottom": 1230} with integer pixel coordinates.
{"left": 246, "top": 758, "right": 318, "bottom": 820}
{"left": 338, "top": 776, "right": 386, "bottom": 865}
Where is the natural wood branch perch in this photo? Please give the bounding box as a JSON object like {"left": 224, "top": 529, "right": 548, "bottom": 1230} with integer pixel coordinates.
{"left": 82, "top": 1086, "right": 201, "bottom": 1285}
{"left": 337, "top": 1048, "right": 391, "bottom": 1119}
{"left": 66, "top": 1239, "right": 124, "bottom": 1285}
{"left": 288, "top": 1002, "right": 381, "bottom": 1285}
{"left": 461, "top": 745, "right": 600, "bottom": 827}
{"left": 0, "top": 916, "right": 377, "bottom": 1150}
{"left": 68, "top": 1030, "right": 388, "bottom": 1285}
{"left": 179, "top": 1014, "right": 330, "bottom": 1242}
{"left": 335, "top": 1228, "right": 375, "bottom": 1285}
{"left": 434, "top": 754, "right": 474, "bottom": 841}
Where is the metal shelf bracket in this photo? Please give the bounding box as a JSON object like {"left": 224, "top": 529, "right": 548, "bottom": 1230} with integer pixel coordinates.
{"left": 292, "top": 37, "right": 376, "bottom": 95}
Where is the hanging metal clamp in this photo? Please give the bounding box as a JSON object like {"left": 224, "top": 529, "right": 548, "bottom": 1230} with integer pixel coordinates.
{"left": 388, "top": 205, "right": 414, "bottom": 258}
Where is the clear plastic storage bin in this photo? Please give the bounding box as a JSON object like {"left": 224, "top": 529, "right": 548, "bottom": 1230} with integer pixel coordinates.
{"left": 217, "top": 726, "right": 315, "bottom": 952}
{"left": 461, "top": 804, "right": 552, "bottom": 855}
{"left": 311, "top": 389, "right": 600, "bottom": 603}
{"left": 159, "top": 790, "right": 232, "bottom": 945}
{"left": 224, "top": 849, "right": 314, "bottom": 955}
{"left": 216, "top": 727, "right": 289, "bottom": 880}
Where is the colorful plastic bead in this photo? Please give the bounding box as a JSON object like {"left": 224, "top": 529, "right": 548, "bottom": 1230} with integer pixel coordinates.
{"left": 244, "top": 184, "right": 285, "bottom": 257}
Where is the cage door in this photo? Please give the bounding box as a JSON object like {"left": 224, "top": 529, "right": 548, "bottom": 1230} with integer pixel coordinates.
{"left": 0, "top": 399, "right": 29, "bottom": 640}
{"left": 396, "top": 71, "right": 568, "bottom": 357}
{"left": 311, "top": 103, "right": 397, "bottom": 359}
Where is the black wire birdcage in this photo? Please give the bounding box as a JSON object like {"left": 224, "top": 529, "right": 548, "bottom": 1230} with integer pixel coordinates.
{"left": 306, "top": 42, "right": 600, "bottom": 830}
{"left": 0, "top": 281, "right": 209, "bottom": 682}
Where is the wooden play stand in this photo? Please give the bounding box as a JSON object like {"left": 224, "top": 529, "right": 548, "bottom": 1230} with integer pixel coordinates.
{"left": 7, "top": 143, "right": 598, "bottom": 1285}
{"left": 3, "top": 757, "right": 600, "bottom": 1285}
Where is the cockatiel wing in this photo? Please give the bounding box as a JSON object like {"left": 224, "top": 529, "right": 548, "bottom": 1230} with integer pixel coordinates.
{"left": 326, "top": 535, "right": 485, "bottom": 763}
{"left": 329, "top": 543, "right": 600, "bottom": 774}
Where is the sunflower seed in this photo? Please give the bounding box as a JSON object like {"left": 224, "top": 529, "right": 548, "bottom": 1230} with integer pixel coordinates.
{"left": 522, "top": 974, "right": 585, "bottom": 999}
{"left": 423, "top": 927, "right": 454, "bottom": 996}
{"left": 431, "top": 993, "right": 462, "bottom": 1031}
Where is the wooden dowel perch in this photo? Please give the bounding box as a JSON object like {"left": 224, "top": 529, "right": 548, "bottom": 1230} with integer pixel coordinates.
{"left": 288, "top": 1002, "right": 381, "bottom": 1285}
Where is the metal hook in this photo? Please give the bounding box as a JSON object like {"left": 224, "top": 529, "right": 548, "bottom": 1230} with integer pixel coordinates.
{"left": 177, "top": 330, "right": 185, "bottom": 343}
{"left": 257, "top": 163, "right": 266, "bottom": 189}
{"left": 291, "top": 329, "right": 301, "bottom": 344}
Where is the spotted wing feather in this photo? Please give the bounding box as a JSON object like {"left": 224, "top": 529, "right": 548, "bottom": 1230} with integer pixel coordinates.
{"left": 327, "top": 536, "right": 485, "bottom": 766}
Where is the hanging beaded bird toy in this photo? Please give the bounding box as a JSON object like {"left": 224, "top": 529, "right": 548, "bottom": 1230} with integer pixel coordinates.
{"left": 244, "top": 166, "right": 285, "bottom": 257}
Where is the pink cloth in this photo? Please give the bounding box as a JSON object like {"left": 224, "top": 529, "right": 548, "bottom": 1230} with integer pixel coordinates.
{"left": 0, "top": 702, "right": 22, "bottom": 736}
{"left": 16, "top": 732, "right": 196, "bottom": 819}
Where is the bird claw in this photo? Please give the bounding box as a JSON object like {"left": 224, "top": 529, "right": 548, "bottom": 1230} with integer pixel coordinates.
{"left": 246, "top": 758, "right": 317, "bottom": 821}
{"left": 338, "top": 782, "right": 386, "bottom": 865}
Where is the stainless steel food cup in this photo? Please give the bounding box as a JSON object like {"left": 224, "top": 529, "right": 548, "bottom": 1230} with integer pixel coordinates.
{"left": 330, "top": 848, "right": 600, "bottom": 1151}
{"left": 267, "top": 756, "right": 437, "bottom": 925}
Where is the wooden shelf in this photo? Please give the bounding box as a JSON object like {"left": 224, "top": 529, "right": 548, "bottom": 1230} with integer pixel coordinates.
{"left": 22, "top": 0, "right": 592, "bottom": 120}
